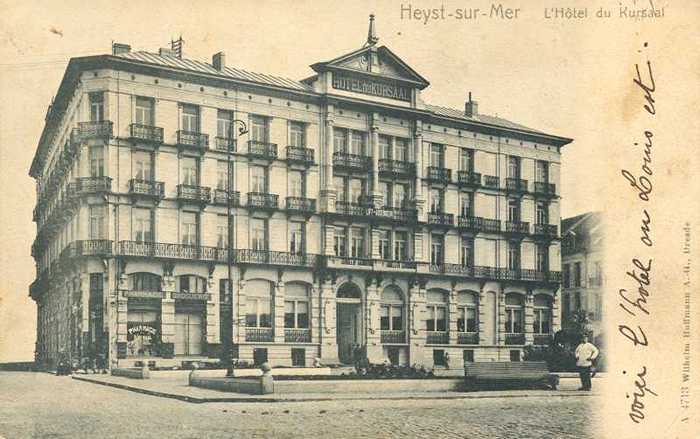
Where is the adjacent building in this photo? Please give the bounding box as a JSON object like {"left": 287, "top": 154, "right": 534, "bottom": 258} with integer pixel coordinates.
{"left": 29, "top": 17, "right": 572, "bottom": 371}
{"left": 560, "top": 212, "right": 604, "bottom": 337}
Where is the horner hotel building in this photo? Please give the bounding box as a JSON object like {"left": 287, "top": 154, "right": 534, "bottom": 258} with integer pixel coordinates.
{"left": 29, "top": 17, "right": 572, "bottom": 370}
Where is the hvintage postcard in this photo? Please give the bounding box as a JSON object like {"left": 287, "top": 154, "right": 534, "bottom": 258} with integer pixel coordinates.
{"left": 0, "top": 1, "right": 697, "bottom": 438}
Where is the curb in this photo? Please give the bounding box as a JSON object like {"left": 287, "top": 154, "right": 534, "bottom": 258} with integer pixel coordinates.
{"left": 71, "top": 376, "right": 598, "bottom": 404}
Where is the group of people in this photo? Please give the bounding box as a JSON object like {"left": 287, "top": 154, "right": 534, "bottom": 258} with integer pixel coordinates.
{"left": 78, "top": 352, "right": 108, "bottom": 374}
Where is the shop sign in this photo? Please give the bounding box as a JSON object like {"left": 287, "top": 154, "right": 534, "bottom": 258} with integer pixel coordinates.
{"left": 332, "top": 72, "right": 411, "bottom": 102}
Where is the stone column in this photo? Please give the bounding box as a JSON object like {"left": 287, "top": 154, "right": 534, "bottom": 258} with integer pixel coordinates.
{"left": 323, "top": 224, "right": 336, "bottom": 256}
{"left": 369, "top": 115, "right": 382, "bottom": 208}
{"left": 551, "top": 288, "right": 561, "bottom": 333}
{"left": 319, "top": 277, "right": 339, "bottom": 364}
{"left": 448, "top": 284, "right": 459, "bottom": 345}
{"left": 310, "top": 284, "right": 321, "bottom": 345}
{"left": 160, "top": 274, "right": 176, "bottom": 346}
{"left": 235, "top": 279, "right": 247, "bottom": 344}
{"left": 319, "top": 106, "right": 336, "bottom": 213}
{"left": 370, "top": 228, "right": 382, "bottom": 260}
{"left": 274, "top": 280, "right": 286, "bottom": 343}
{"left": 115, "top": 272, "right": 128, "bottom": 344}
{"left": 413, "top": 121, "right": 424, "bottom": 199}
{"left": 206, "top": 276, "right": 219, "bottom": 345}
{"left": 477, "top": 284, "right": 486, "bottom": 345}
{"left": 524, "top": 290, "right": 534, "bottom": 345}
{"left": 497, "top": 285, "right": 506, "bottom": 347}
{"left": 408, "top": 279, "right": 428, "bottom": 367}
{"left": 365, "top": 277, "right": 383, "bottom": 363}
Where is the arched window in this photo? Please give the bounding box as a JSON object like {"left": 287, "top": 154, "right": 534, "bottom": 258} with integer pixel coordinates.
{"left": 426, "top": 290, "right": 448, "bottom": 332}
{"left": 337, "top": 282, "right": 361, "bottom": 299}
{"left": 246, "top": 280, "right": 272, "bottom": 328}
{"left": 130, "top": 272, "right": 161, "bottom": 291}
{"left": 380, "top": 286, "right": 404, "bottom": 331}
{"left": 284, "top": 284, "right": 309, "bottom": 329}
{"left": 178, "top": 275, "right": 207, "bottom": 293}
{"left": 505, "top": 293, "right": 524, "bottom": 334}
{"left": 533, "top": 295, "right": 552, "bottom": 334}
{"left": 457, "top": 291, "right": 478, "bottom": 333}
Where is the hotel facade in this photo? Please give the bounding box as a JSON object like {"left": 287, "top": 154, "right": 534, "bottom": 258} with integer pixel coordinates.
{"left": 29, "top": 19, "right": 572, "bottom": 370}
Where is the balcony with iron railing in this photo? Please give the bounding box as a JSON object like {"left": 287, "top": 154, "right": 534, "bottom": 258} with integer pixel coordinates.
{"left": 245, "top": 327, "right": 274, "bottom": 342}
{"left": 77, "top": 121, "right": 113, "bottom": 140}
{"left": 380, "top": 330, "right": 406, "bottom": 344}
{"left": 129, "top": 124, "right": 163, "bottom": 144}
{"left": 176, "top": 130, "right": 209, "bottom": 151}
{"left": 334, "top": 200, "right": 372, "bottom": 217}
{"left": 374, "top": 206, "right": 418, "bottom": 223}
{"left": 427, "top": 211, "right": 454, "bottom": 227}
{"left": 426, "top": 331, "right": 449, "bottom": 344}
{"left": 73, "top": 176, "right": 112, "bottom": 194}
{"left": 533, "top": 334, "right": 553, "bottom": 346}
{"left": 235, "top": 249, "right": 318, "bottom": 267}
{"left": 457, "top": 332, "right": 479, "bottom": 345}
{"left": 247, "top": 192, "right": 279, "bottom": 210}
{"left": 284, "top": 328, "right": 311, "bottom": 343}
{"left": 533, "top": 181, "right": 556, "bottom": 197}
{"left": 457, "top": 171, "right": 482, "bottom": 187}
{"left": 176, "top": 184, "right": 211, "bottom": 204}
{"left": 286, "top": 196, "right": 316, "bottom": 214}
{"left": 483, "top": 175, "right": 500, "bottom": 189}
{"left": 117, "top": 240, "right": 222, "bottom": 261}
{"left": 128, "top": 179, "right": 164, "bottom": 199}
{"left": 212, "top": 189, "right": 241, "bottom": 206}
{"left": 505, "top": 333, "right": 525, "bottom": 345}
{"left": 458, "top": 216, "right": 501, "bottom": 233}
{"left": 378, "top": 159, "right": 416, "bottom": 178}
{"left": 215, "top": 137, "right": 236, "bottom": 152}
{"left": 533, "top": 223, "right": 558, "bottom": 239}
{"left": 285, "top": 146, "right": 314, "bottom": 165}
{"left": 506, "top": 177, "right": 529, "bottom": 193}
{"left": 248, "top": 140, "right": 278, "bottom": 160}
{"left": 325, "top": 255, "right": 374, "bottom": 268}
{"left": 373, "top": 259, "right": 417, "bottom": 271}
{"left": 64, "top": 239, "right": 114, "bottom": 258}
{"left": 505, "top": 220, "right": 530, "bottom": 235}
{"left": 425, "top": 166, "right": 452, "bottom": 184}
{"left": 333, "top": 151, "right": 371, "bottom": 172}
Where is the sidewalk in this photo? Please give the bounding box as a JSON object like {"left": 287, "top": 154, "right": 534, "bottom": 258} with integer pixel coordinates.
{"left": 71, "top": 374, "right": 603, "bottom": 404}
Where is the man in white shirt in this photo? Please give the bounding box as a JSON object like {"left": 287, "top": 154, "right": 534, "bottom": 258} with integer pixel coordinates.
{"left": 575, "top": 335, "right": 599, "bottom": 390}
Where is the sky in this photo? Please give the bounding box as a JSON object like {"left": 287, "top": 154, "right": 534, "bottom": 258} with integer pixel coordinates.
{"left": 0, "top": 0, "right": 651, "bottom": 361}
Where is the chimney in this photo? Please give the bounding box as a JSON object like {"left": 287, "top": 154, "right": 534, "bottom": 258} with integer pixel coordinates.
{"left": 212, "top": 52, "right": 226, "bottom": 71}
{"left": 112, "top": 43, "right": 131, "bottom": 55}
{"left": 159, "top": 47, "right": 176, "bottom": 57}
{"left": 465, "top": 92, "right": 478, "bottom": 117}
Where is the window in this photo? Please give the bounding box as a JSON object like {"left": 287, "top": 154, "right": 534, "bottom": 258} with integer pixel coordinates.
{"left": 180, "top": 104, "right": 199, "bottom": 132}
{"left": 216, "top": 215, "right": 228, "bottom": 249}
{"left": 284, "top": 284, "right": 309, "bottom": 329}
{"left": 90, "top": 146, "right": 104, "bottom": 177}
{"left": 574, "top": 291, "right": 582, "bottom": 310}
{"left": 536, "top": 160, "right": 549, "bottom": 183}
{"left": 508, "top": 198, "right": 520, "bottom": 222}
{"left": 394, "top": 184, "right": 407, "bottom": 208}
{"left": 130, "top": 273, "right": 161, "bottom": 291}
{"left": 333, "top": 128, "right": 347, "bottom": 153}
{"left": 181, "top": 157, "right": 198, "bottom": 186}
{"left": 216, "top": 161, "right": 229, "bottom": 191}
{"left": 574, "top": 262, "right": 582, "bottom": 287}
{"left": 181, "top": 212, "right": 198, "bottom": 246}
{"left": 460, "top": 192, "right": 473, "bottom": 217}
{"left": 426, "top": 290, "right": 447, "bottom": 331}
{"left": 433, "top": 349, "right": 447, "bottom": 366}
{"left": 250, "top": 218, "right": 267, "bottom": 251}
{"left": 395, "top": 138, "right": 408, "bottom": 161}
{"left": 288, "top": 171, "right": 304, "bottom": 197}
{"left": 460, "top": 237, "right": 474, "bottom": 267}
{"left": 430, "top": 144, "right": 444, "bottom": 167}
{"left": 563, "top": 263, "right": 571, "bottom": 288}
{"left": 508, "top": 241, "right": 521, "bottom": 270}
{"left": 457, "top": 292, "right": 477, "bottom": 333}
{"left": 505, "top": 293, "right": 524, "bottom": 333}
{"left": 350, "top": 227, "right": 365, "bottom": 258}
{"left": 89, "top": 205, "right": 106, "bottom": 239}
{"left": 379, "top": 135, "right": 391, "bottom": 159}
{"left": 127, "top": 308, "right": 160, "bottom": 357}
{"left": 507, "top": 156, "right": 520, "bottom": 179}
{"left": 431, "top": 234, "right": 444, "bottom": 265}
{"left": 350, "top": 131, "right": 365, "bottom": 155}
{"left": 246, "top": 281, "right": 272, "bottom": 328}
{"left": 249, "top": 115, "right": 268, "bottom": 142}
{"left": 379, "top": 181, "right": 391, "bottom": 207}
{"left": 380, "top": 287, "right": 404, "bottom": 331}
{"left": 179, "top": 275, "right": 207, "bottom": 293}
{"left": 89, "top": 92, "right": 104, "bottom": 122}
{"left": 430, "top": 188, "right": 443, "bottom": 213}
{"left": 394, "top": 231, "right": 408, "bottom": 260}
{"left": 463, "top": 350, "right": 475, "bottom": 363}
{"left": 133, "top": 208, "right": 153, "bottom": 243}
{"left": 217, "top": 110, "right": 234, "bottom": 138}
{"left": 536, "top": 244, "right": 549, "bottom": 272}
{"left": 289, "top": 122, "right": 305, "bottom": 147}
{"left": 134, "top": 151, "right": 152, "bottom": 181}
{"left": 334, "top": 176, "right": 347, "bottom": 202}
{"left": 349, "top": 179, "right": 364, "bottom": 204}
{"left": 334, "top": 227, "right": 347, "bottom": 257}
{"left": 378, "top": 230, "right": 391, "bottom": 260}
{"left": 590, "top": 261, "right": 603, "bottom": 286}
{"left": 533, "top": 295, "right": 552, "bottom": 334}
{"left": 510, "top": 350, "right": 521, "bottom": 362}
{"left": 135, "top": 97, "right": 154, "bottom": 126}
{"left": 536, "top": 201, "right": 549, "bottom": 225}
{"left": 253, "top": 348, "right": 268, "bottom": 366}
{"left": 289, "top": 222, "right": 304, "bottom": 255}
{"left": 250, "top": 166, "right": 267, "bottom": 193}
{"left": 291, "top": 348, "right": 306, "bottom": 367}
{"left": 460, "top": 148, "right": 474, "bottom": 172}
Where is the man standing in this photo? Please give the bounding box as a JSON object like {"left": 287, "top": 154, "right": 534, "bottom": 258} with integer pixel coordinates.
{"left": 575, "top": 335, "right": 599, "bottom": 390}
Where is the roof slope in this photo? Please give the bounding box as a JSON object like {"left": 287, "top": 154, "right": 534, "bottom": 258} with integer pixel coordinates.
{"left": 425, "top": 104, "right": 545, "bottom": 135}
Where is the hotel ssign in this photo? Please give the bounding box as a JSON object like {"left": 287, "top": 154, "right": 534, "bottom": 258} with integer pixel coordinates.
{"left": 28, "top": 16, "right": 572, "bottom": 372}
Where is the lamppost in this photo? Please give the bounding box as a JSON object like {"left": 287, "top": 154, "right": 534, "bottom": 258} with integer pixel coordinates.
{"left": 222, "top": 119, "right": 248, "bottom": 376}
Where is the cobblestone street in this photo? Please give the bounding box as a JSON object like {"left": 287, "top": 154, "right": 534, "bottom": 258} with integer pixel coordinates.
{"left": 0, "top": 372, "right": 600, "bottom": 438}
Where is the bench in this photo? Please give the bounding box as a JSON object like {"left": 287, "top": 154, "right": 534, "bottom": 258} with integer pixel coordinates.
{"left": 463, "top": 361, "right": 558, "bottom": 390}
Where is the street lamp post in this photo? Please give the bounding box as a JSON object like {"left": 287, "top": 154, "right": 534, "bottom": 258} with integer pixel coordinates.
{"left": 223, "top": 119, "right": 248, "bottom": 376}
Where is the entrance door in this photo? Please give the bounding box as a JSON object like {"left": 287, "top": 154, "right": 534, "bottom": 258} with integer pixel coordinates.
{"left": 337, "top": 302, "right": 361, "bottom": 364}
{"left": 174, "top": 312, "right": 203, "bottom": 356}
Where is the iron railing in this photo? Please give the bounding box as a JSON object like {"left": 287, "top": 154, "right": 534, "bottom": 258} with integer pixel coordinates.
{"left": 335, "top": 200, "right": 372, "bottom": 216}
{"left": 533, "top": 334, "right": 553, "bottom": 346}
{"left": 286, "top": 196, "right": 316, "bottom": 213}
{"left": 506, "top": 221, "right": 530, "bottom": 234}
{"left": 457, "top": 171, "right": 482, "bottom": 187}
{"left": 426, "top": 331, "right": 449, "bottom": 344}
{"left": 286, "top": 146, "right": 314, "bottom": 165}
{"left": 333, "top": 152, "right": 371, "bottom": 171}
{"left": 533, "top": 182, "right": 556, "bottom": 197}
{"left": 74, "top": 176, "right": 112, "bottom": 194}
{"left": 427, "top": 212, "right": 454, "bottom": 226}
{"left": 506, "top": 178, "right": 529, "bottom": 192}
{"left": 483, "top": 175, "right": 499, "bottom": 188}
{"left": 235, "top": 249, "right": 318, "bottom": 267}
{"left": 457, "top": 333, "right": 479, "bottom": 345}
{"left": 128, "top": 179, "right": 164, "bottom": 198}
{"left": 176, "top": 130, "right": 209, "bottom": 150}
{"left": 378, "top": 159, "right": 416, "bottom": 177}
{"left": 215, "top": 136, "right": 236, "bottom": 152}
{"left": 245, "top": 327, "right": 274, "bottom": 342}
{"left": 425, "top": 166, "right": 452, "bottom": 183}
{"left": 505, "top": 333, "right": 525, "bottom": 345}
{"left": 176, "top": 184, "right": 211, "bottom": 203}
{"left": 375, "top": 206, "right": 418, "bottom": 223}
{"left": 458, "top": 216, "right": 501, "bottom": 233}
{"left": 533, "top": 224, "right": 558, "bottom": 238}
{"left": 77, "top": 121, "right": 113, "bottom": 139}
{"left": 380, "top": 330, "right": 406, "bottom": 344}
{"left": 248, "top": 141, "right": 278, "bottom": 160}
{"left": 247, "top": 192, "right": 278, "bottom": 209}
{"left": 129, "top": 124, "right": 163, "bottom": 143}
{"left": 326, "top": 255, "right": 373, "bottom": 267}
{"left": 284, "top": 328, "right": 311, "bottom": 343}
{"left": 213, "top": 189, "right": 241, "bottom": 206}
